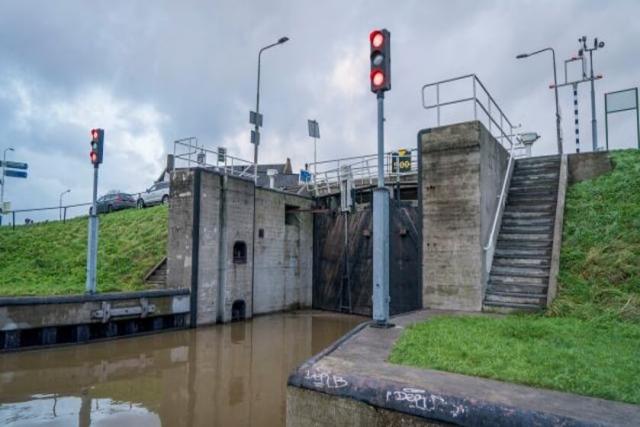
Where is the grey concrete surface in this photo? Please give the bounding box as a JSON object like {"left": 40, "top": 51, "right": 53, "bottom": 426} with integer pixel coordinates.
{"left": 568, "top": 151, "right": 613, "bottom": 184}
{"left": 547, "top": 154, "right": 567, "bottom": 306}
{"left": 420, "top": 122, "right": 508, "bottom": 311}
{"left": 288, "top": 309, "right": 640, "bottom": 426}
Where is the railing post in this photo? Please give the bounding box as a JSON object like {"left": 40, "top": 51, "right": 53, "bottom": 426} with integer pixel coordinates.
{"left": 64, "top": 207, "right": 67, "bottom": 224}
{"left": 12, "top": 211, "right": 15, "bottom": 230}
{"left": 488, "top": 98, "right": 492, "bottom": 133}
{"left": 436, "top": 84, "right": 441, "bottom": 126}
{"left": 472, "top": 78, "right": 478, "bottom": 121}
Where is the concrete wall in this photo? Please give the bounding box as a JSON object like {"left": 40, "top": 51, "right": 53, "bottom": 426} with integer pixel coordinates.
{"left": 287, "top": 386, "right": 446, "bottom": 427}
{"left": 419, "top": 121, "right": 508, "bottom": 311}
{"left": 167, "top": 169, "right": 313, "bottom": 325}
{"left": 253, "top": 189, "right": 313, "bottom": 314}
{"left": 568, "top": 151, "right": 613, "bottom": 184}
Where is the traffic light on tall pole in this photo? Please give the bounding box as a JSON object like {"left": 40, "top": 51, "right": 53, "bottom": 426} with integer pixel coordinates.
{"left": 90, "top": 128, "right": 104, "bottom": 165}
{"left": 370, "top": 29, "right": 391, "bottom": 93}
{"left": 370, "top": 29, "right": 392, "bottom": 328}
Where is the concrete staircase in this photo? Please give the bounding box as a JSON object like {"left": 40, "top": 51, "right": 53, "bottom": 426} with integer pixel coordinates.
{"left": 144, "top": 257, "right": 167, "bottom": 288}
{"left": 483, "top": 155, "right": 561, "bottom": 313}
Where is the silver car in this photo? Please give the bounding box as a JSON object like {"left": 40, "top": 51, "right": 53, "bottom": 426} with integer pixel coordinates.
{"left": 137, "top": 181, "right": 170, "bottom": 208}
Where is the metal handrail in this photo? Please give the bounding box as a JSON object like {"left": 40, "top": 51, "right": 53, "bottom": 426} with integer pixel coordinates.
{"left": 421, "top": 74, "right": 524, "bottom": 275}
{"left": 305, "top": 149, "right": 418, "bottom": 196}
{"left": 172, "top": 139, "right": 256, "bottom": 181}
{"left": 422, "top": 74, "right": 517, "bottom": 149}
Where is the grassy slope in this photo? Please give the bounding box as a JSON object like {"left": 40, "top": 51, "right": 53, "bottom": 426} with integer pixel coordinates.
{"left": 390, "top": 150, "right": 640, "bottom": 404}
{"left": 0, "top": 205, "right": 168, "bottom": 296}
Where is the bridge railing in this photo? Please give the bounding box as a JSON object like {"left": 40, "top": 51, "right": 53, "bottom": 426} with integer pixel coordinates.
{"left": 304, "top": 149, "right": 418, "bottom": 196}
{"left": 172, "top": 137, "right": 256, "bottom": 181}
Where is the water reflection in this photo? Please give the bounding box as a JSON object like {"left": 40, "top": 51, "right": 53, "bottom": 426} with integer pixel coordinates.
{"left": 0, "top": 311, "right": 362, "bottom": 427}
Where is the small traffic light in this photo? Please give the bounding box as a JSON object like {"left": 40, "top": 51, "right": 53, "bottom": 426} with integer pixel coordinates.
{"left": 370, "top": 29, "right": 391, "bottom": 93}
{"left": 90, "top": 128, "right": 104, "bottom": 166}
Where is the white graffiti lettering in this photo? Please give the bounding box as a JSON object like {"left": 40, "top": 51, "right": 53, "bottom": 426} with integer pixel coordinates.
{"left": 304, "top": 370, "right": 349, "bottom": 389}
{"left": 385, "top": 388, "right": 464, "bottom": 417}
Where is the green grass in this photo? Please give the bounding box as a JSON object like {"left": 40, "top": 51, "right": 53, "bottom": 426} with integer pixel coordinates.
{"left": 0, "top": 205, "right": 168, "bottom": 296}
{"left": 389, "top": 316, "right": 640, "bottom": 404}
{"left": 391, "top": 149, "right": 640, "bottom": 404}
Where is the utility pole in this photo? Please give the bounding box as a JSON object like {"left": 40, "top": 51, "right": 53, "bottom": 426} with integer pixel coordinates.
{"left": 370, "top": 29, "right": 392, "bottom": 327}
{"left": 579, "top": 36, "right": 605, "bottom": 151}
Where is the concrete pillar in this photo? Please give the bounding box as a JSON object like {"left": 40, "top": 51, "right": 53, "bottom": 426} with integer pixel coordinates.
{"left": 419, "top": 121, "right": 509, "bottom": 311}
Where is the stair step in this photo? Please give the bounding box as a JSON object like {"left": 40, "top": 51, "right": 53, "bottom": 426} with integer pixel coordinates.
{"left": 491, "top": 265, "right": 550, "bottom": 278}
{"left": 490, "top": 274, "right": 548, "bottom": 285}
{"left": 492, "top": 257, "right": 550, "bottom": 267}
{"left": 513, "top": 163, "right": 560, "bottom": 173}
{"left": 482, "top": 301, "right": 544, "bottom": 313}
{"left": 516, "top": 155, "right": 561, "bottom": 166}
{"left": 497, "top": 239, "right": 552, "bottom": 249}
{"left": 501, "top": 217, "right": 554, "bottom": 226}
{"left": 509, "top": 187, "right": 558, "bottom": 196}
{"left": 500, "top": 225, "right": 553, "bottom": 234}
{"left": 510, "top": 185, "right": 558, "bottom": 194}
{"left": 507, "top": 199, "right": 557, "bottom": 208}
{"left": 511, "top": 172, "right": 559, "bottom": 181}
{"left": 485, "top": 291, "right": 547, "bottom": 305}
{"left": 505, "top": 205, "right": 556, "bottom": 214}
{"left": 494, "top": 247, "right": 551, "bottom": 258}
{"left": 487, "top": 281, "right": 548, "bottom": 294}
{"left": 499, "top": 232, "right": 553, "bottom": 241}
{"left": 502, "top": 210, "right": 554, "bottom": 219}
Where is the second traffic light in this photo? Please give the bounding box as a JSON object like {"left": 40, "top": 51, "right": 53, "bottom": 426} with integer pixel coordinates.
{"left": 90, "top": 128, "right": 104, "bottom": 166}
{"left": 370, "top": 29, "right": 391, "bottom": 93}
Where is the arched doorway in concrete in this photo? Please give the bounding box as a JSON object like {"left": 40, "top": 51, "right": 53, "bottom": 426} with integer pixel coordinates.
{"left": 231, "top": 300, "right": 246, "bottom": 321}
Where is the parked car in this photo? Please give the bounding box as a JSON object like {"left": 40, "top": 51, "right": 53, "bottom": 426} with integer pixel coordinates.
{"left": 137, "top": 181, "right": 170, "bottom": 208}
{"left": 96, "top": 192, "right": 137, "bottom": 214}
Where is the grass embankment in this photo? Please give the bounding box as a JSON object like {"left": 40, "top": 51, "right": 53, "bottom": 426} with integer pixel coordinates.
{"left": 390, "top": 150, "right": 640, "bottom": 404}
{"left": 0, "top": 205, "right": 168, "bottom": 296}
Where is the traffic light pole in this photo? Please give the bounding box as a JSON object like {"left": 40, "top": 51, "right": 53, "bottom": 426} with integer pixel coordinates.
{"left": 86, "top": 164, "right": 99, "bottom": 293}
{"left": 372, "top": 91, "right": 391, "bottom": 327}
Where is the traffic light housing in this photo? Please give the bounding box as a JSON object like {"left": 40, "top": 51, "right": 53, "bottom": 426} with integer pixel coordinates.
{"left": 370, "top": 29, "right": 391, "bottom": 93}
{"left": 90, "top": 128, "right": 104, "bottom": 166}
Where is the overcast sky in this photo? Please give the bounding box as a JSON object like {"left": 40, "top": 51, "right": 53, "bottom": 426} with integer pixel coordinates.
{"left": 0, "top": 0, "right": 638, "bottom": 222}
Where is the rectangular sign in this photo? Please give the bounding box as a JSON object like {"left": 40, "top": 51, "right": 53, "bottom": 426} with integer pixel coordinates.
{"left": 217, "top": 147, "right": 226, "bottom": 163}
{"left": 4, "top": 170, "right": 27, "bottom": 179}
{"left": 0, "top": 201, "right": 10, "bottom": 213}
{"left": 307, "top": 120, "right": 320, "bottom": 138}
{"left": 606, "top": 88, "right": 638, "bottom": 113}
{"left": 299, "top": 169, "right": 312, "bottom": 183}
{"left": 251, "top": 130, "right": 260, "bottom": 145}
{"left": 0, "top": 161, "right": 28, "bottom": 170}
{"left": 249, "top": 111, "right": 263, "bottom": 127}
{"left": 391, "top": 149, "right": 411, "bottom": 173}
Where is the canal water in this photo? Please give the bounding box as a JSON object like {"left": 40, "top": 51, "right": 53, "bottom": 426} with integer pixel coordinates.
{"left": 0, "top": 311, "right": 363, "bottom": 426}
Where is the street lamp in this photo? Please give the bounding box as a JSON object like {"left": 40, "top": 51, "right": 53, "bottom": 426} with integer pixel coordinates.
{"left": 252, "top": 36, "right": 290, "bottom": 183}
{"left": 0, "top": 147, "right": 15, "bottom": 226}
{"left": 516, "top": 48, "right": 563, "bottom": 155}
{"left": 59, "top": 189, "right": 71, "bottom": 221}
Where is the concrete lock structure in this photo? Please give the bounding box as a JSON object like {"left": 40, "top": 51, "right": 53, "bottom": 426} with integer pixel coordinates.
{"left": 167, "top": 168, "right": 314, "bottom": 325}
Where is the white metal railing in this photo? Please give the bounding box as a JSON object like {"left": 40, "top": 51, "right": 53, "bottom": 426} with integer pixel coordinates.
{"left": 172, "top": 137, "right": 256, "bottom": 181}
{"left": 304, "top": 149, "right": 418, "bottom": 196}
{"left": 422, "top": 74, "right": 523, "bottom": 276}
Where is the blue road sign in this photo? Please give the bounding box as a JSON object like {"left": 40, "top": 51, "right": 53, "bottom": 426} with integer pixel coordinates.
{"left": 0, "top": 161, "right": 28, "bottom": 170}
{"left": 300, "top": 169, "right": 312, "bottom": 183}
{"left": 4, "top": 170, "right": 27, "bottom": 179}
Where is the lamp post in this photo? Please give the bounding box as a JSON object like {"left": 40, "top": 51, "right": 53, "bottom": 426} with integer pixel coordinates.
{"left": 59, "top": 189, "right": 71, "bottom": 221}
{"left": 253, "top": 36, "right": 290, "bottom": 183}
{"left": 0, "top": 147, "right": 15, "bottom": 226}
{"left": 517, "top": 48, "right": 563, "bottom": 155}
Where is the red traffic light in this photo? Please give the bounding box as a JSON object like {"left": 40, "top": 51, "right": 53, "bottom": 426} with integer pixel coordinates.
{"left": 370, "top": 30, "right": 384, "bottom": 48}
{"left": 371, "top": 70, "right": 385, "bottom": 88}
{"left": 91, "top": 129, "right": 99, "bottom": 140}
{"left": 90, "top": 150, "right": 98, "bottom": 164}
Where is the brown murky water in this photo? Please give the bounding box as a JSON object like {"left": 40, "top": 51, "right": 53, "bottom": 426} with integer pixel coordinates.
{"left": 0, "top": 311, "right": 363, "bottom": 426}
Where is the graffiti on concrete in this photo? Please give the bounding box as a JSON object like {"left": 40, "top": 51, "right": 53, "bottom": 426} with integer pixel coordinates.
{"left": 386, "top": 387, "right": 465, "bottom": 417}
{"left": 304, "top": 370, "right": 348, "bottom": 389}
